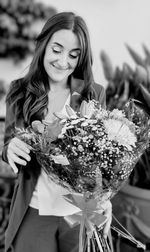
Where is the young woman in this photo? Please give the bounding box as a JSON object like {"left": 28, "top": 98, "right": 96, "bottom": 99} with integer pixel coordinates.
{"left": 2, "top": 12, "right": 113, "bottom": 252}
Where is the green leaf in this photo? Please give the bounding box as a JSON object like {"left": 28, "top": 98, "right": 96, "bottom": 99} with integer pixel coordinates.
{"left": 126, "top": 44, "right": 145, "bottom": 67}
{"left": 142, "top": 44, "right": 150, "bottom": 65}
{"left": 122, "top": 62, "right": 134, "bottom": 80}
{"left": 139, "top": 84, "right": 150, "bottom": 107}
{"left": 100, "top": 50, "right": 114, "bottom": 81}
{"left": 45, "top": 119, "right": 63, "bottom": 141}
{"left": 135, "top": 65, "right": 148, "bottom": 85}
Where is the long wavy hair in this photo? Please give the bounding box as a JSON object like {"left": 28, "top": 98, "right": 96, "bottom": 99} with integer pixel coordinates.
{"left": 7, "top": 12, "right": 95, "bottom": 125}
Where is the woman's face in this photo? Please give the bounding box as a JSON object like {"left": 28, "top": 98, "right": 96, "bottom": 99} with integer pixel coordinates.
{"left": 43, "top": 29, "right": 81, "bottom": 84}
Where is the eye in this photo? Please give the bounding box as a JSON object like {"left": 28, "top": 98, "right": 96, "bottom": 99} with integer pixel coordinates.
{"left": 69, "top": 52, "right": 80, "bottom": 59}
{"left": 52, "top": 46, "right": 61, "bottom": 53}
{"left": 70, "top": 54, "right": 78, "bottom": 59}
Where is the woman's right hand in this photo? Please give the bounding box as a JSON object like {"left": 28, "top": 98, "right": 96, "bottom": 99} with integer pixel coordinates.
{"left": 7, "top": 137, "right": 31, "bottom": 174}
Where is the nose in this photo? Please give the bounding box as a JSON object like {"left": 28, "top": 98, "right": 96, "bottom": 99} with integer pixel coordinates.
{"left": 58, "top": 53, "right": 69, "bottom": 69}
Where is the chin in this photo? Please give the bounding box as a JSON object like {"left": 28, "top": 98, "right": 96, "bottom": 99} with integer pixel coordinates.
{"left": 49, "top": 72, "right": 72, "bottom": 83}
{"left": 49, "top": 75, "right": 68, "bottom": 83}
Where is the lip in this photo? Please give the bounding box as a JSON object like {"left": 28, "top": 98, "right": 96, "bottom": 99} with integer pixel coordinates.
{"left": 52, "top": 64, "right": 68, "bottom": 71}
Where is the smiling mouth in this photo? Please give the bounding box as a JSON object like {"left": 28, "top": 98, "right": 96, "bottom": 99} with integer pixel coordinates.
{"left": 52, "top": 64, "right": 68, "bottom": 71}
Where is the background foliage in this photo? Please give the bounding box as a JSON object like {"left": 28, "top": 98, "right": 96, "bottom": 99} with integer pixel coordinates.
{"left": 0, "top": 0, "right": 56, "bottom": 62}
{"left": 100, "top": 44, "right": 150, "bottom": 189}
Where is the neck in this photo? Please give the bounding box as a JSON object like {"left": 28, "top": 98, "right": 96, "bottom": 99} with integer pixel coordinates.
{"left": 49, "top": 79, "right": 69, "bottom": 93}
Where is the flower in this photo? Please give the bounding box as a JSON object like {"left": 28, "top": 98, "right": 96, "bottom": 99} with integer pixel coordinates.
{"left": 79, "top": 100, "right": 95, "bottom": 118}
{"left": 103, "top": 118, "right": 137, "bottom": 151}
{"left": 15, "top": 99, "right": 149, "bottom": 195}
{"left": 15, "top": 99, "right": 149, "bottom": 252}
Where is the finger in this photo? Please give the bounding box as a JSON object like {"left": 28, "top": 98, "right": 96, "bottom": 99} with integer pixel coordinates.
{"left": 12, "top": 138, "right": 31, "bottom": 153}
{"left": 8, "top": 139, "right": 31, "bottom": 162}
{"left": 25, "top": 143, "right": 33, "bottom": 151}
{"left": 8, "top": 158, "right": 18, "bottom": 174}
{"left": 8, "top": 147, "right": 31, "bottom": 163}
{"left": 13, "top": 147, "right": 31, "bottom": 162}
{"left": 8, "top": 153, "right": 27, "bottom": 166}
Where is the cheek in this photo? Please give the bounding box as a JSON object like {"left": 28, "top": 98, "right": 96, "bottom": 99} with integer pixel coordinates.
{"left": 71, "top": 59, "right": 79, "bottom": 70}
{"left": 44, "top": 53, "right": 56, "bottom": 63}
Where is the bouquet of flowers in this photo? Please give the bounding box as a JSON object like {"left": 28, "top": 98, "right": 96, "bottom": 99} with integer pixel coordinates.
{"left": 15, "top": 99, "right": 149, "bottom": 252}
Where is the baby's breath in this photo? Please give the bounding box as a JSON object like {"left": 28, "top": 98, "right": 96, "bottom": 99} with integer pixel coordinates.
{"left": 15, "top": 99, "right": 150, "bottom": 201}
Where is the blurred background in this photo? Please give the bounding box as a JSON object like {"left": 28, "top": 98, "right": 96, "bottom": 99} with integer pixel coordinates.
{"left": 1, "top": 0, "right": 150, "bottom": 97}
{"left": 0, "top": 0, "right": 150, "bottom": 251}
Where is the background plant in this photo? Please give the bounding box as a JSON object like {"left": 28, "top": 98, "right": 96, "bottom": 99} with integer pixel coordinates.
{"left": 100, "top": 44, "right": 150, "bottom": 189}
{"left": 0, "top": 0, "right": 56, "bottom": 62}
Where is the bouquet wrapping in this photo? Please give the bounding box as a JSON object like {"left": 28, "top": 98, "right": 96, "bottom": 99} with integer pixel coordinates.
{"left": 16, "top": 99, "right": 150, "bottom": 252}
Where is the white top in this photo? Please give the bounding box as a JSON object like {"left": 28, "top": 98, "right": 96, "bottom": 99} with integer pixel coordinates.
{"left": 29, "top": 94, "right": 81, "bottom": 216}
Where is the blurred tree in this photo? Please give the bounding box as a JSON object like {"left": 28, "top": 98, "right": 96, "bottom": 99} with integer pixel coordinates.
{"left": 0, "top": 0, "right": 57, "bottom": 62}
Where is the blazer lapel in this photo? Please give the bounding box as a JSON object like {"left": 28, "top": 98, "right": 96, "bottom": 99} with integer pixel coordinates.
{"left": 70, "top": 76, "right": 85, "bottom": 111}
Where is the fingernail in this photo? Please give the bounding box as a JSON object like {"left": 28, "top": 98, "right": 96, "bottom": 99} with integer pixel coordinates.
{"left": 13, "top": 167, "right": 18, "bottom": 174}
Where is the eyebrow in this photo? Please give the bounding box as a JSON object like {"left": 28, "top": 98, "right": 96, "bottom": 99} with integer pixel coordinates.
{"left": 53, "top": 42, "right": 80, "bottom": 51}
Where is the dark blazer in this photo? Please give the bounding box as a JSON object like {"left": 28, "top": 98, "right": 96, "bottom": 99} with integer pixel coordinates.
{"left": 2, "top": 77, "right": 106, "bottom": 252}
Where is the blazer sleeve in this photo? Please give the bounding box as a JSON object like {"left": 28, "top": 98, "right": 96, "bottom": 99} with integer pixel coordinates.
{"left": 2, "top": 98, "right": 16, "bottom": 163}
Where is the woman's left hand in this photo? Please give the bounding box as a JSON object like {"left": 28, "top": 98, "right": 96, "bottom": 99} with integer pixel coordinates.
{"left": 100, "top": 200, "right": 112, "bottom": 238}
